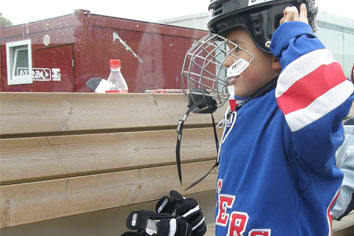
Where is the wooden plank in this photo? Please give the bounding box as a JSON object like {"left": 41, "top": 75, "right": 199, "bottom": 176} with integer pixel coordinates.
{"left": 0, "top": 128, "right": 222, "bottom": 184}
{"left": 0, "top": 160, "right": 217, "bottom": 228}
{"left": 1, "top": 92, "right": 350, "bottom": 136}
{"left": 0, "top": 93, "right": 225, "bottom": 135}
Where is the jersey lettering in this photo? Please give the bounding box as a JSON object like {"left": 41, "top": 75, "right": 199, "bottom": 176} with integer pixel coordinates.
{"left": 248, "top": 229, "right": 271, "bottom": 236}
{"left": 216, "top": 179, "right": 271, "bottom": 235}
{"left": 228, "top": 212, "right": 249, "bottom": 236}
{"left": 216, "top": 194, "right": 235, "bottom": 226}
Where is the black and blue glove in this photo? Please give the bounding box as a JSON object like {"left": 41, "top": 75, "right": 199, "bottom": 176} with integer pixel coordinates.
{"left": 121, "top": 210, "right": 192, "bottom": 236}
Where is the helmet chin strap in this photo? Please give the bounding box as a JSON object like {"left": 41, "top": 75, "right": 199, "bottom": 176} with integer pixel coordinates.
{"left": 176, "top": 89, "right": 219, "bottom": 190}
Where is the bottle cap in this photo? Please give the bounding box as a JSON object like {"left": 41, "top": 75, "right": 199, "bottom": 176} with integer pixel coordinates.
{"left": 110, "top": 59, "right": 121, "bottom": 68}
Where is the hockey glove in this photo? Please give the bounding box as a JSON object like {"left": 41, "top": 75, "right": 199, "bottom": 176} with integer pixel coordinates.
{"left": 121, "top": 210, "right": 192, "bottom": 236}
{"left": 155, "top": 190, "right": 207, "bottom": 236}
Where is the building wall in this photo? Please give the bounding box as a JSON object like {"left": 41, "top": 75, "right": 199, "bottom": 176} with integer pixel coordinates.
{"left": 316, "top": 11, "right": 354, "bottom": 78}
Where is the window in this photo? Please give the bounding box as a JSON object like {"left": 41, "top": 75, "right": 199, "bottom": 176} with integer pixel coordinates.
{"left": 6, "top": 39, "right": 33, "bottom": 85}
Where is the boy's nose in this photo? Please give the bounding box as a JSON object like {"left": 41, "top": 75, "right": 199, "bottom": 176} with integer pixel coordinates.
{"left": 223, "top": 54, "right": 235, "bottom": 68}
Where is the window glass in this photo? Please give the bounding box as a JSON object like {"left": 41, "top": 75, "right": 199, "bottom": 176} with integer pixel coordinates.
{"left": 14, "top": 47, "right": 29, "bottom": 74}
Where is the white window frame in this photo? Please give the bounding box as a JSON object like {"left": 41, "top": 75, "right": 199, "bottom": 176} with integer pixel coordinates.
{"left": 6, "top": 39, "right": 33, "bottom": 85}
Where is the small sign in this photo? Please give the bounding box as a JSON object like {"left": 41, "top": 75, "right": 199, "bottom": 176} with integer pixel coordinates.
{"left": 17, "top": 67, "right": 61, "bottom": 81}
{"left": 51, "top": 68, "right": 61, "bottom": 81}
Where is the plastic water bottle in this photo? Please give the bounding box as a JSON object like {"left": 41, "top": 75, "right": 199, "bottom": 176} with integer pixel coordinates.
{"left": 105, "top": 59, "right": 128, "bottom": 93}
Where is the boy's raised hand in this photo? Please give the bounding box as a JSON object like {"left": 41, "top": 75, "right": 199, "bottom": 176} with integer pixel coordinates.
{"left": 280, "top": 3, "right": 309, "bottom": 25}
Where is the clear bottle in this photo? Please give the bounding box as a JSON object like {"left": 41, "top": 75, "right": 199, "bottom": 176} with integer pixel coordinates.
{"left": 105, "top": 59, "right": 128, "bottom": 93}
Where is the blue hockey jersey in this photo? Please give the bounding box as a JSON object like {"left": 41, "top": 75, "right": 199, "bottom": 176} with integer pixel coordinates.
{"left": 214, "top": 22, "right": 354, "bottom": 236}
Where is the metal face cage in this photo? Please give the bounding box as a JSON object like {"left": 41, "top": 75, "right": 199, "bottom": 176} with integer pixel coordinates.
{"left": 181, "top": 33, "right": 254, "bottom": 108}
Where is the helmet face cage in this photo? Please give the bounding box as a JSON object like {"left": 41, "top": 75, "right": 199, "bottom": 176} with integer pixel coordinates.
{"left": 181, "top": 34, "right": 254, "bottom": 107}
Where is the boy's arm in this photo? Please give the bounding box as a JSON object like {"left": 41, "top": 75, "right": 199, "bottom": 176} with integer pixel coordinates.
{"left": 270, "top": 5, "right": 354, "bottom": 171}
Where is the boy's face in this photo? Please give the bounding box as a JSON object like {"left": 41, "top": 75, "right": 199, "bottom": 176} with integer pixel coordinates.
{"left": 224, "top": 28, "right": 280, "bottom": 98}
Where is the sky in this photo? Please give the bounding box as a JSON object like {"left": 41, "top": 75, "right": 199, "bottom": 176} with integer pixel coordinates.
{"left": 1, "top": 0, "right": 354, "bottom": 26}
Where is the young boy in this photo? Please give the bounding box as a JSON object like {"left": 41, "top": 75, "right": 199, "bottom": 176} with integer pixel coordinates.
{"left": 201, "top": 0, "right": 354, "bottom": 235}
{"left": 121, "top": 1, "right": 353, "bottom": 235}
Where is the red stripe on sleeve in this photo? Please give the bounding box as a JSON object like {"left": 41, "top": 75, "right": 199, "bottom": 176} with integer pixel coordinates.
{"left": 277, "top": 62, "right": 346, "bottom": 115}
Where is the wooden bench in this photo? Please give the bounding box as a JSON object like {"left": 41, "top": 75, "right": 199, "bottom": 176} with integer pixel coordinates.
{"left": 0, "top": 92, "right": 353, "bottom": 234}
{"left": 0, "top": 92, "right": 224, "bottom": 229}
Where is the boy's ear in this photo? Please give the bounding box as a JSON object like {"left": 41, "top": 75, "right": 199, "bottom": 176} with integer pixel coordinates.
{"left": 272, "top": 56, "right": 281, "bottom": 71}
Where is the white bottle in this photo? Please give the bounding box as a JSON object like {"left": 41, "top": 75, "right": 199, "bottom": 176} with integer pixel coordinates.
{"left": 105, "top": 59, "right": 128, "bottom": 93}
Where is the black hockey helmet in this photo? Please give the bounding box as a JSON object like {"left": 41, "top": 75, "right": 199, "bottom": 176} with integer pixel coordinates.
{"left": 208, "top": 0, "right": 318, "bottom": 53}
